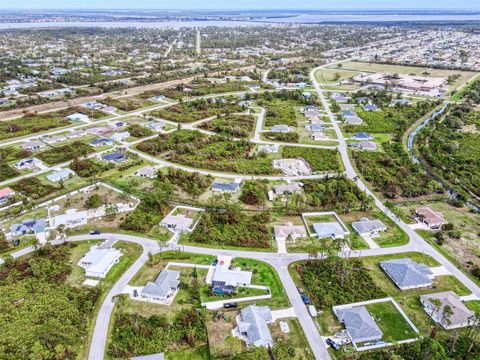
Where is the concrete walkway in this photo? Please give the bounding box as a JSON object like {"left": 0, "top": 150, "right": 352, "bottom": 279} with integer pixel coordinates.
{"left": 271, "top": 307, "right": 297, "bottom": 322}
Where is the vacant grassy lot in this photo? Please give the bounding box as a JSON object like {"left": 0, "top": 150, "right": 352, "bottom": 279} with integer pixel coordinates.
{"left": 282, "top": 146, "right": 342, "bottom": 172}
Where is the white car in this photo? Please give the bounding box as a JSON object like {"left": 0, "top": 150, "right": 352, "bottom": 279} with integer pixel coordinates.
{"left": 279, "top": 321, "right": 290, "bottom": 333}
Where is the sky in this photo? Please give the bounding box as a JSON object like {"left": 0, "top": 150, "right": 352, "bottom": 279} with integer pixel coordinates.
{"left": 3, "top": 1, "right": 480, "bottom": 10}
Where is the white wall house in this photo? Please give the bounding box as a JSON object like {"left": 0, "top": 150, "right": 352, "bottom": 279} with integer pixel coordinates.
{"left": 78, "top": 247, "right": 122, "bottom": 278}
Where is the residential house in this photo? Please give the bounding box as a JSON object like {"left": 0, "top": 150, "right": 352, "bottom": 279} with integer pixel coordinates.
{"left": 352, "top": 132, "right": 372, "bottom": 141}
{"left": 380, "top": 258, "right": 434, "bottom": 290}
{"left": 211, "top": 264, "right": 252, "bottom": 294}
{"left": 344, "top": 116, "right": 363, "bottom": 125}
{"left": 362, "top": 104, "right": 379, "bottom": 111}
{"left": 110, "top": 131, "right": 130, "bottom": 142}
{"left": 306, "top": 123, "right": 324, "bottom": 132}
{"left": 312, "top": 132, "right": 327, "bottom": 141}
{"left": 160, "top": 214, "right": 194, "bottom": 233}
{"left": 272, "top": 183, "right": 302, "bottom": 196}
{"left": 332, "top": 93, "right": 350, "bottom": 103}
{"left": 140, "top": 269, "right": 180, "bottom": 302}
{"left": 90, "top": 138, "right": 113, "bottom": 147}
{"left": 271, "top": 125, "right": 291, "bottom": 133}
{"left": 352, "top": 218, "right": 387, "bottom": 237}
{"left": 335, "top": 306, "right": 383, "bottom": 344}
{"left": 43, "top": 135, "right": 67, "bottom": 144}
{"left": 78, "top": 247, "right": 122, "bottom": 278}
{"left": 415, "top": 207, "right": 447, "bottom": 229}
{"left": 143, "top": 121, "right": 165, "bottom": 132}
{"left": 11, "top": 218, "right": 47, "bottom": 238}
{"left": 313, "top": 222, "right": 347, "bottom": 239}
{"left": 152, "top": 95, "right": 166, "bottom": 101}
{"left": 21, "top": 140, "right": 44, "bottom": 151}
{"left": 0, "top": 187, "right": 15, "bottom": 204}
{"left": 66, "top": 113, "right": 89, "bottom": 122}
{"left": 351, "top": 141, "right": 377, "bottom": 151}
{"left": 135, "top": 166, "right": 157, "bottom": 179}
{"left": 421, "top": 291, "right": 474, "bottom": 329}
{"left": 84, "top": 101, "right": 106, "bottom": 110}
{"left": 101, "top": 152, "right": 127, "bottom": 163}
{"left": 52, "top": 208, "right": 88, "bottom": 229}
{"left": 211, "top": 181, "right": 241, "bottom": 194}
{"left": 236, "top": 305, "right": 273, "bottom": 348}
{"left": 47, "top": 168, "right": 75, "bottom": 182}
{"left": 15, "top": 158, "right": 42, "bottom": 170}
{"left": 274, "top": 222, "right": 307, "bottom": 241}
{"left": 340, "top": 104, "right": 355, "bottom": 111}
{"left": 258, "top": 144, "right": 279, "bottom": 153}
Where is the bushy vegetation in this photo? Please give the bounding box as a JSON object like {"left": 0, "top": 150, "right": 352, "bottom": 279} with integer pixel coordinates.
{"left": 296, "top": 258, "right": 386, "bottom": 309}
{"left": 0, "top": 113, "right": 70, "bottom": 140}
{"left": 70, "top": 157, "right": 109, "bottom": 178}
{"left": 37, "top": 142, "right": 94, "bottom": 165}
{"left": 11, "top": 177, "right": 59, "bottom": 200}
{"left": 0, "top": 161, "right": 20, "bottom": 182}
{"left": 419, "top": 104, "right": 480, "bottom": 198}
{"left": 103, "top": 96, "right": 153, "bottom": 112}
{"left": 189, "top": 205, "right": 272, "bottom": 248}
{"left": 302, "top": 177, "right": 373, "bottom": 213}
{"left": 198, "top": 114, "right": 255, "bottom": 138}
{"left": 263, "top": 131, "right": 299, "bottom": 143}
{"left": 157, "top": 167, "right": 213, "bottom": 197}
{"left": 259, "top": 90, "right": 315, "bottom": 127}
{"left": 107, "top": 308, "right": 207, "bottom": 359}
{"left": 126, "top": 124, "right": 153, "bottom": 138}
{"left": 239, "top": 180, "right": 268, "bottom": 206}
{"left": 350, "top": 100, "right": 443, "bottom": 199}
{"left": 148, "top": 97, "right": 243, "bottom": 123}
{"left": 0, "top": 244, "right": 100, "bottom": 359}
{"left": 281, "top": 146, "right": 341, "bottom": 172}
{"left": 137, "top": 130, "right": 278, "bottom": 175}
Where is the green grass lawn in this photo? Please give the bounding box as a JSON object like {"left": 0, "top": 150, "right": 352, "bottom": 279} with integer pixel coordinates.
{"left": 230, "top": 257, "right": 290, "bottom": 309}
{"left": 366, "top": 301, "right": 418, "bottom": 342}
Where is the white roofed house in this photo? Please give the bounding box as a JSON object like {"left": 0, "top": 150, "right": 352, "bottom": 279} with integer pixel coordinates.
{"left": 313, "top": 222, "right": 348, "bottom": 239}
{"left": 273, "top": 222, "right": 307, "bottom": 242}
{"left": 21, "top": 140, "right": 45, "bottom": 151}
{"left": 160, "top": 213, "right": 193, "bottom": 233}
{"left": 271, "top": 125, "right": 292, "bottom": 133}
{"left": 78, "top": 245, "right": 122, "bottom": 278}
{"left": 140, "top": 269, "right": 180, "bottom": 303}
{"left": 235, "top": 305, "right": 273, "bottom": 348}
{"left": 110, "top": 131, "right": 130, "bottom": 142}
{"left": 421, "top": 292, "right": 474, "bottom": 330}
{"left": 52, "top": 208, "right": 88, "bottom": 229}
{"left": 66, "top": 113, "right": 89, "bottom": 122}
{"left": 47, "top": 168, "right": 75, "bottom": 182}
{"left": 272, "top": 183, "right": 302, "bottom": 197}
{"left": 211, "top": 265, "right": 252, "bottom": 295}
{"left": 135, "top": 166, "right": 157, "bottom": 179}
{"left": 352, "top": 218, "right": 386, "bottom": 237}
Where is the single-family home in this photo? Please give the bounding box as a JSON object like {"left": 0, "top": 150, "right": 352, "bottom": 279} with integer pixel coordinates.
{"left": 340, "top": 104, "right": 355, "bottom": 111}
{"left": 351, "top": 141, "right": 377, "bottom": 151}
{"left": 380, "top": 258, "right": 434, "bottom": 290}
{"left": 160, "top": 214, "right": 194, "bottom": 233}
{"left": 415, "top": 207, "right": 447, "bottom": 229}
{"left": 335, "top": 306, "right": 383, "bottom": 344}
{"left": 332, "top": 93, "right": 350, "bottom": 103}
{"left": 110, "top": 131, "right": 130, "bottom": 142}
{"left": 143, "top": 121, "right": 165, "bottom": 132}
{"left": 342, "top": 111, "right": 357, "bottom": 118}
{"left": 52, "top": 208, "right": 88, "bottom": 229}
{"left": 362, "top": 104, "right": 379, "bottom": 111}
{"left": 271, "top": 125, "right": 291, "bottom": 133}
{"left": 344, "top": 116, "right": 363, "bottom": 125}
{"left": 236, "top": 305, "right": 273, "bottom": 348}
{"left": 313, "top": 222, "right": 347, "bottom": 239}
{"left": 211, "top": 181, "right": 241, "bottom": 194}
{"left": 211, "top": 265, "right": 252, "bottom": 294}
{"left": 274, "top": 222, "right": 307, "bottom": 241}
{"left": 304, "top": 109, "right": 320, "bottom": 118}
{"left": 84, "top": 101, "right": 106, "bottom": 110}
{"left": 0, "top": 187, "right": 15, "bottom": 204}
{"left": 140, "top": 269, "right": 180, "bottom": 302}
{"left": 306, "top": 123, "right": 324, "bottom": 132}
{"left": 66, "top": 113, "right": 89, "bottom": 122}
{"left": 352, "top": 218, "right": 386, "bottom": 237}
{"left": 47, "top": 168, "right": 75, "bottom": 182}
{"left": 90, "top": 138, "right": 113, "bottom": 147}
{"left": 108, "top": 121, "right": 127, "bottom": 130}
{"left": 421, "top": 291, "right": 474, "bottom": 329}
{"left": 152, "top": 95, "right": 166, "bottom": 101}
{"left": 43, "top": 135, "right": 67, "bottom": 144}
{"left": 258, "top": 144, "right": 279, "bottom": 153}
{"left": 101, "top": 152, "right": 127, "bottom": 163}
{"left": 78, "top": 247, "right": 122, "bottom": 278}
{"left": 135, "top": 166, "right": 157, "bottom": 179}
{"left": 352, "top": 132, "right": 372, "bottom": 141}
{"left": 21, "top": 140, "right": 44, "bottom": 151}
{"left": 11, "top": 218, "right": 47, "bottom": 237}
{"left": 15, "top": 158, "right": 42, "bottom": 170}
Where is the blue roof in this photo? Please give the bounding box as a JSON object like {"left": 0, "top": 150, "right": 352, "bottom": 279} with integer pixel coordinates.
{"left": 90, "top": 138, "right": 112, "bottom": 146}
{"left": 363, "top": 104, "right": 379, "bottom": 111}
{"left": 212, "top": 182, "right": 240, "bottom": 193}
{"left": 354, "top": 132, "right": 371, "bottom": 139}
{"left": 102, "top": 152, "right": 126, "bottom": 162}
{"left": 342, "top": 111, "right": 357, "bottom": 117}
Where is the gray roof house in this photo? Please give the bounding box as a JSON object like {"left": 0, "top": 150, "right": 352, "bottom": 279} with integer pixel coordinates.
{"left": 380, "top": 258, "right": 434, "bottom": 290}
{"left": 212, "top": 265, "right": 252, "bottom": 295}
{"left": 271, "top": 125, "right": 291, "bottom": 133}
{"left": 211, "top": 181, "right": 241, "bottom": 194}
{"left": 130, "top": 353, "right": 164, "bottom": 360}
{"left": 352, "top": 218, "right": 387, "bottom": 236}
{"left": 11, "top": 218, "right": 47, "bottom": 236}
{"left": 47, "top": 168, "right": 75, "bottom": 182}
{"left": 420, "top": 291, "right": 474, "bottom": 330}
{"left": 236, "top": 305, "right": 273, "bottom": 348}
{"left": 336, "top": 306, "right": 383, "bottom": 344}
{"left": 313, "top": 222, "right": 347, "bottom": 239}
{"left": 141, "top": 269, "right": 180, "bottom": 301}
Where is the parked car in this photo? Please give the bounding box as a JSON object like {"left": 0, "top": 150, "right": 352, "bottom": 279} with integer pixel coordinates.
{"left": 297, "top": 286, "right": 304, "bottom": 294}
{"left": 13, "top": 239, "right": 20, "bottom": 246}
{"left": 90, "top": 230, "right": 101, "bottom": 235}
{"left": 223, "top": 302, "right": 238, "bottom": 309}
{"left": 211, "top": 259, "right": 218, "bottom": 266}
{"left": 301, "top": 294, "right": 310, "bottom": 305}
{"left": 326, "top": 338, "right": 340, "bottom": 350}
{"left": 133, "top": 289, "right": 138, "bottom": 297}
{"left": 308, "top": 305, "right": 318, "bottom": 317}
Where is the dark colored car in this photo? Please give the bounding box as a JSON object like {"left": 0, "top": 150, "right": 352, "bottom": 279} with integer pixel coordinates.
{"left": 223, "top": 302, "right": 238, "bottom": 309}
{"left": 301, "top": 294, "right": 310, "bottom": 305}
{"left": 13, "top": 239, "right": 20, "bottom": 246}
{"left": 90, "top": 230, "right": 101, "bottom": 235}
{"left": 211, "top": 259, "right": 219, "bottom": 266}
{"left": 326, "top": 338, "right": 340, "bottom": 350}
{"left": 133, "top": 289, "right": 138, "bottom": 297}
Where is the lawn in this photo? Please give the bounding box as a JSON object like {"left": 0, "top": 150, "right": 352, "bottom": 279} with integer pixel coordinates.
{"left": 198, "top": 113, "right": 255, "bottom": 138}
{"left": 315, "top": 68, "right": 362, "bottom": 85}
{"left": 365, "top": 301, "right": 418, "bottom": 342}
{"left": 281, "top": 146, "right": 342, "bottom": 173}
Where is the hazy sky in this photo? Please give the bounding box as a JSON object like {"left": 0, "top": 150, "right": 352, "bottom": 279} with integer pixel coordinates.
{"left": 3, "top": 0, "right": 480, "bottom": 10}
